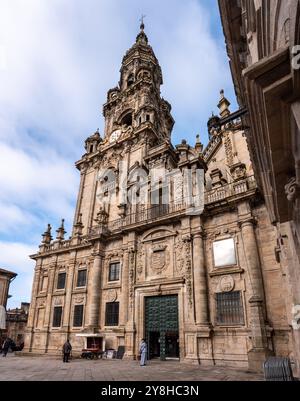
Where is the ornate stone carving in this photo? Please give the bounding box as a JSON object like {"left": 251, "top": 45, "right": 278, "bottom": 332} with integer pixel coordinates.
{"left": 219, "top": 275, "right": 235, "bottom": 293}
{"left": 230, "top": 162, "right": 247, "bottom": 182}
{"left": 175, "top": 237, "right": 185, "bottom": 275}
{"left": 129, "top": 249, "right": 136, "bottom": 309}
{"left": 224, "top": 132, "right": 234, "bottom": 166}
{"left": 53, "top": 296, "right": 64, "bottom": 306}
{"left": 150, "top": 244, "right": 169, "bottom": 275}
{"left": 105, "top": 289, "right": 117, "bottom": 303}
{"left": 94, "top": 206, "right": 109, "bottom": 225}
{"left": 77, "top": 260, "right": 89, "bottom": 270}
{"left": 137, "top": 245, "right": 145, "bottom": 275}
{"left": 37, "top": 298, "right": 46, "bottom": 308}
{"left": 183, "top": 236, "right": 193, "bottom": 305}
{"left": 74, "top": 295, "right": 85, "bottom": 304}
{"left": 107, "top": 250, "right": 123, "bottom": 260}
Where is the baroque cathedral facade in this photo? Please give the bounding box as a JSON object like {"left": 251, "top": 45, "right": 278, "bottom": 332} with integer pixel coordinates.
{"left": 24, "top": 24, "right": 293, "bottom": 371}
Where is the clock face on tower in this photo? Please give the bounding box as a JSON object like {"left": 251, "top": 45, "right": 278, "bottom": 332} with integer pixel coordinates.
{"left": 109, "top": 129, "right": 121, "bottom": 143}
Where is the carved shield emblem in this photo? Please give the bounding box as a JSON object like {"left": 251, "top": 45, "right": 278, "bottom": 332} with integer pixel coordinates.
{"left": 151, "top": 249, "right": 167, "bottom": 274}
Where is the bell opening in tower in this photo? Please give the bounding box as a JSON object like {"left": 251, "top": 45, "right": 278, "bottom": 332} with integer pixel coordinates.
{"left": 121, "top": 112, "right": 133, "bottom": 127}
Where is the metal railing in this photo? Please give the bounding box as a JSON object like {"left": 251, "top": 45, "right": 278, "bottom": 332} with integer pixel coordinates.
{"left": 205, "top": 175, "right": 256, "bottom": 205}
{"left": 107, "top": 201, "right": 187, "bottom": 232}
{"left": 41, "top": 176, "right": 258, "bottom": 248}
{"left": 101, "top": 176, "right": 256, "bottom": 233}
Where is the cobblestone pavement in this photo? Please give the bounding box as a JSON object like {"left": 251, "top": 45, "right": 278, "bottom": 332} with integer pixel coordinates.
{"left": 0, "top": 354, "right": 264, "bottom": 381}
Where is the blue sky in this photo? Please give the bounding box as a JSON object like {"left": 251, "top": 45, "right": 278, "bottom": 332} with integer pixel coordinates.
{"left": 0, "top": 0, "right": 237, "bottom": 308}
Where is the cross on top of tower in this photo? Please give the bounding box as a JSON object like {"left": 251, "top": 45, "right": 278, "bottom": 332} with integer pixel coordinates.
{"left": 136, "top": 15, "right": 148, "bottom": 44}
{"left": 139, "top": 15, "right": 146, "bottom": 30}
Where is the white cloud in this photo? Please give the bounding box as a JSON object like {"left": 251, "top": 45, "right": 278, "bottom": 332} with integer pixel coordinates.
{"left": 0, "top": 0, "right": 236, "bottom": 306}
{"left": 0, "top": 142, "right": 78, "bottom": 235}
{"left": 0, "top": 241, "right": 36, "bottom": 308}
{"left": 0, "top": 201, "right": 38, "bottom": 234}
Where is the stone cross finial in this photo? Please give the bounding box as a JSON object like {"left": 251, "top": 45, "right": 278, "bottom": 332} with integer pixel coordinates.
{"left": 139, "top": 15, "right": 146, "bottom": 30}
{"left": 74, "top": 213, "right": 84, "bottom": 237}
{"left": 195, "top": 134, "right": 204, "bottom": 153}
{"left": 56, "top": 219, "right": 66, "bottom": 241}
{"left": 218, "top": 89, "right": 230, "bottom": 118}
{"left": 42, "top": 224, "right": 52, "bottom": 244}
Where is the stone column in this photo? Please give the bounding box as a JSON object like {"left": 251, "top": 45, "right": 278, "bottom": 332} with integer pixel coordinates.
{"left": 27, "top": 261, "right": 42, "bottom": 329}
{"left": 87, "top": 254, "right": 103, "bottom": 330}
{"left": 182, "top": 236, "right": 194, "bottom": 323}
{"left": 125, "top": 249, "right": 136, "bottom": 359}
{"left": 120, "top": 249, "right": 129, "bottom": 326}
{"left": 44, "top": 261, "right": 56, "bottom": 353}
{"left": 239, "top": 202, "right": 272, "bottom": 371}
{"left": 24, "top": 259, "right": 42, "bottom": 352}
{"left": 62, "top": 260, "right": 76, "bottom": 331}
{"left": 192, "top": 233, "right": 208, "bottom": 325}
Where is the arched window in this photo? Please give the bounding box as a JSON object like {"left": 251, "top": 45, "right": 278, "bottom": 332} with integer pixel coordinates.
{"left": 127, "top": 74, "right": 134, "bottom": 88}
{"left": 121, "top": 112, "right": 133, "bottom": 127}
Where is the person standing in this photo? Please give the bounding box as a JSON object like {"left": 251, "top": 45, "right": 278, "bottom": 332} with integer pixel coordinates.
{"left": 62, "top": 339, "right": 72, "bottom": 363}
{"left": 2, "top": 338, "right": 11, "bottom": 357}
{"left": 139, "top": 339, "right": 147, "bottom": 366}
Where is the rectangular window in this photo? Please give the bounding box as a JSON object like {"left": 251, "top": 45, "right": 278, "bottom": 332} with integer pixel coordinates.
{"left": 109, "top": 262, "right": 120, "bottom": 282}
{"left": 216, "top": 291, "right": 244, "bottom": 326}
{"left": 73, "top": 305, "right": 84, "bottom": 327}
{"left": 150, "top": 184, "right": 169, "bottom": 219}
{"left": 41, "top": 276, "right": 48, "bottom": 292}
{"left": 213, "top": 238, "right": 237, "bottom": 268}
{"left": 105, "top": 302, "right": 119, "bottom": 326}
{"left": 52, "top": 306, "right": 63, "bottom": 327}
{"left": 57, "top": 272, "right": 66, "bottom": 290}
{"left": 77, "top": 269, "right": 87, "bottom": 287}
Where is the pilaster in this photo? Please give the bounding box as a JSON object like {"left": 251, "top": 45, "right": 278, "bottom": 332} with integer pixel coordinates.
{"left": 238, "top": 201, "right": 272, "bottom": 371}
{"left": 87, "top": 254, "right": 103, "bottom": 331}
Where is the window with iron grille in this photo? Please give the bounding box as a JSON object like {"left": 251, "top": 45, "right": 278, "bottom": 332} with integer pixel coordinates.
{"left": 109, "top": 262, "right": 120, "bottom": 282}
{"left": 77, "top": 269, "right": 87, "bottom": 287}
{"left": 73, "top": 305, "right": 84, "bottom": 327}
{"left": 105, "top": 302, "right": 119, "bottom": 326}
{"left": 57, "top": 272, "right": 66, "bottom": 290}
{"left": 52, "top": 306, "right": 63, "bottom": 327}
{"left": 216, "top": 291, "right": 244, "bottom": 326}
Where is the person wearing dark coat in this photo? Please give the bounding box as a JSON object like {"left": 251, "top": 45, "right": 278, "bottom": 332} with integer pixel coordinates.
{"left": 62, "top": 339, "right": 72, "bottom": 363}
{"left": 2, "top": 338, "right": 12, "bottom": 357}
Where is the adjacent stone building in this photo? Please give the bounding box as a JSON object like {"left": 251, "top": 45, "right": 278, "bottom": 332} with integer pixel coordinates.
{"left": 24, "top": 24, "right": 294, "bottom": 372}
{"left": 6, "top": 303, "right": 30, "bottom": 345}
{"left": 218, "top": 0, "right": 300, "bottom": 376}
{"left": 0, "top": 268, "right": 17, "bottom": 309}
{"left": 0, "top": 268, "right": 17, "bottom": 342}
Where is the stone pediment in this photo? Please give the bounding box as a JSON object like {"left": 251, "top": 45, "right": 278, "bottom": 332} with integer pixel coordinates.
{"left": 141, "top": 227, "right": 177, "bottom": 243}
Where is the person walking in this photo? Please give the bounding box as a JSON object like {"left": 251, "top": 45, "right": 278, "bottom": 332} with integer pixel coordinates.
{"left": 62, "top": 339, "right": 72, "bottom": 363}
{"left": 139, "top": 339, "right": 147, "bottom": 366}
{"left": 2, "top": 338, "right": 11, "bottom": 357}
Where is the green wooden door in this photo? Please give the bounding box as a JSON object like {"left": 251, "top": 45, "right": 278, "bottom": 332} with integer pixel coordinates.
{"left": 145, "top": 295, "right": 179, "bottom": 361}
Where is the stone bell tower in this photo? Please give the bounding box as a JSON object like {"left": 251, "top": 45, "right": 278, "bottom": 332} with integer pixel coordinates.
{"left": 102, "top": 21, "right": 174, "bottom": 147}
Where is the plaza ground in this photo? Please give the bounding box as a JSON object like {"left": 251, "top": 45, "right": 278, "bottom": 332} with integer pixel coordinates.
{"left": 0, "top": 354, "right": 264, "bottom": 381}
